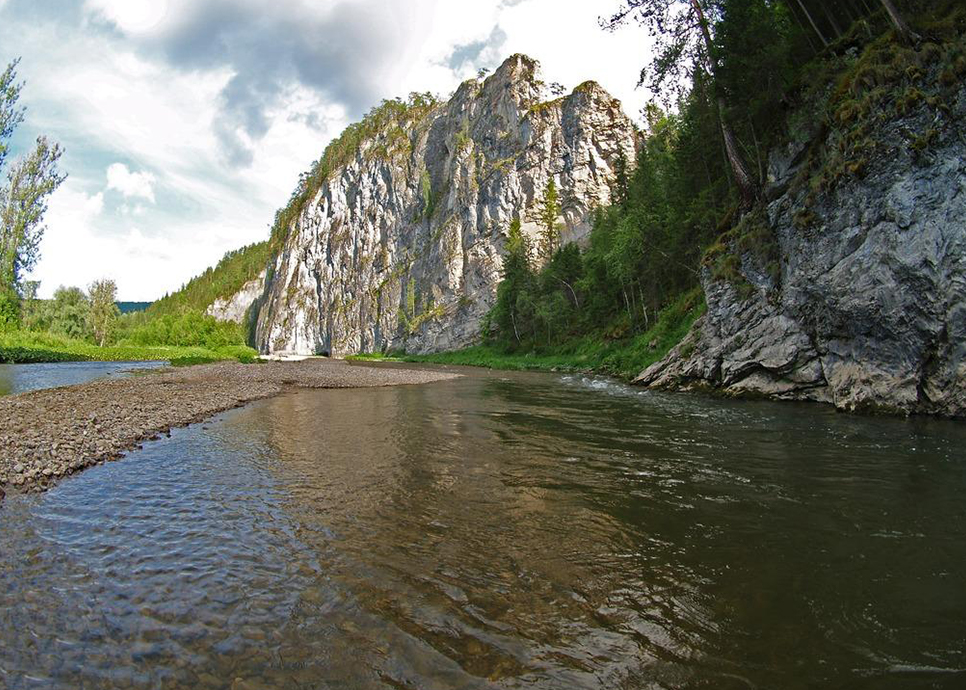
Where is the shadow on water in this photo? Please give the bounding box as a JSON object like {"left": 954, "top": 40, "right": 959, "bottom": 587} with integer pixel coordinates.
{"left": 1, "top": 367, "right": 965, "bottom": 688}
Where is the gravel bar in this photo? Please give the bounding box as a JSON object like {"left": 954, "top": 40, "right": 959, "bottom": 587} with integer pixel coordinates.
{"left": 1, "top": 359, "right": 458, "bottom": 497}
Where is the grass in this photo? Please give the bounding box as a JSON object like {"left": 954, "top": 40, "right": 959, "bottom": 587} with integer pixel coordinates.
{"left": 0, "top": 330, "right": 260, "bottom": 365}
{"left": 348, "top": 288, "right": 705, "bottom": 381}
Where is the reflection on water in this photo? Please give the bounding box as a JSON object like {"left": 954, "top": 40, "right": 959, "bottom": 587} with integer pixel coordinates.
{"left": 0, "top": 360, "right": 166, "bottom": 396}
{"left": 1, "top": 366, "right": 965, "bottom": 689}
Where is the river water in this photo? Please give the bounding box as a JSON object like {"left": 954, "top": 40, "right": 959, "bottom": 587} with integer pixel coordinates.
{"left": 1, "top": 365, "right": 964, "bottom": 689}
{"left": 0, "top": 360, "right": 167, "bottom": 396}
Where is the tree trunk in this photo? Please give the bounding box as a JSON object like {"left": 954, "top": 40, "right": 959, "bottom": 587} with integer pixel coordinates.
{"left": 820, "top": 3, "right": 844, "bottom": 39}
{"left": 787, "top": 1, "right": 820, "bottom": 52}
{"left": 690, "top": 0, "right": 760, "bottom": 209}
{"left": 794, "top": 0, "right": 829, "bottom": 47}
{"left": 718, "top": 98, "right": 758, "bottom": 208}
{"left": 878, "top": 0, "right": 919, "bottom": 43}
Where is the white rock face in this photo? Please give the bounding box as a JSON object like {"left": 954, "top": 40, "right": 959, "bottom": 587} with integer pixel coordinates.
{"left": 254, "top": 54, "right": 638, "bottom": 356}
{"left": 206, "top": 272, "right": 265, "bottom": 324}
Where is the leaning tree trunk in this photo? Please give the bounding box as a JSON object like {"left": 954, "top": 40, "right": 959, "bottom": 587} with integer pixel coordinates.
{"left": 878, "top": 0, "right": 920, "bottom": 43}
{"left": 794, "top": 0, "right": 829, "bottom": 47}
{"left": 690, "top": 0, "right": 760, "bottom": 209}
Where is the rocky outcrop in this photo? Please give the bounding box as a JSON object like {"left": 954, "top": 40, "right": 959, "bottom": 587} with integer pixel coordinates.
{"left": 206, "top": 271, "right": 265, "bottom": 323}
{"left": 636, "top": 82, "right": 966, "bottom": 418}
{"left": 253, "top": 54, "right": 638, "bottom": 355}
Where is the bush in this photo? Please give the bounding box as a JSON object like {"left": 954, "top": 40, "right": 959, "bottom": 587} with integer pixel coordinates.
{"left": 121, "top": 311, "right": 246, "bottom": 349}
{"left": 0, "top": 288, "right": 20, "bottom": 330}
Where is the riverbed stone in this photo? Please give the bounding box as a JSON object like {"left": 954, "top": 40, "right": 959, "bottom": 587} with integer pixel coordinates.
{"left": 0, "top": 360, "right": 458, "bottom": 496}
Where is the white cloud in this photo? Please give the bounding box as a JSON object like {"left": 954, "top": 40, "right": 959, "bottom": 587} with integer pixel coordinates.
{"left": 106, "top": 163, "right": 157, "bottom": 203}
{"left": 6, "top": 0, "right": 654, "bottom": 300}
{"left": 83, "top": 0, "right": 171, "bottom": 34}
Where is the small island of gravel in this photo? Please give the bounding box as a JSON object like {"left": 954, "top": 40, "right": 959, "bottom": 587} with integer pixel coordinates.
{"left": 0, "top": 359, "right": 458, "bottom": 495}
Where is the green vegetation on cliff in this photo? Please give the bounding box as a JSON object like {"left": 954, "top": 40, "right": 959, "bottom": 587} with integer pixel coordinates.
{"left": 269, "top": 92, "right": 440, "bottom": 251}
{"left": 373, "top": 0, "right": 962, "bottom": 378}
{"left": 147, "top": 241, "right": 271, "bottom": 317}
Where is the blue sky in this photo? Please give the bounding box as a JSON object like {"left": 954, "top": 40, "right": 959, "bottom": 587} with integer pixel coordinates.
{"left": 0, "top": 0, "right": 650, "bottom": 300}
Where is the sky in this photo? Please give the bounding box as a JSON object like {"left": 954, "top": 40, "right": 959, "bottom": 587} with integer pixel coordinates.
{"left": 0, "top": 0, "right": 652, "bottom": 300}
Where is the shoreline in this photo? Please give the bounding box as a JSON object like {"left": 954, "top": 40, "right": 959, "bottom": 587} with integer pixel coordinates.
{"left": 0, "top": 360, "right": 459, "bottom": 497}
{"left": 346, "top": 350, "right": 966, "bottom": 421}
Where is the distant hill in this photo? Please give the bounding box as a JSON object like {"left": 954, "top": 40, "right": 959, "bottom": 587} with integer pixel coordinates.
{"left": 116, "top": 302, "right": 152, "bottom": 314}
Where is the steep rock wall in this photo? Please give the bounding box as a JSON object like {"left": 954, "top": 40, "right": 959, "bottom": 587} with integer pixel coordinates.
{"left": 206, "top": 272, "right": 265, "bottom": 323}
{"left": 636, "top": 83, "right": 966, "bottom": 418}
{"left": 254, "top": 55, "right": 638, "bottom": 355}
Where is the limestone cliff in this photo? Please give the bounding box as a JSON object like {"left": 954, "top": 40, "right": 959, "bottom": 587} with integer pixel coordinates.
{"left": 636, "top": 80, "right": 966, "bottom": 418}
{"left": 253, "top": 55, "right": 638, "bottom": 355}
{"left": 206, "top": 272, "right": 265, "bottom": 323}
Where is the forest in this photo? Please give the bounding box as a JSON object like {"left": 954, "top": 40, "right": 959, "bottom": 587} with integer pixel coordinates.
{"left": 475, "top": 0, "right": 965, "bottom": 377}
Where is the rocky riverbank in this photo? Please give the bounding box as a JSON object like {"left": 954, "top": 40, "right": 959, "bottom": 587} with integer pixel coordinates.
{"left": 636, "top": 72, "right": 966, "bottom": 418}
{"left": 0, "top": 360, "right": 458, "bottom": 496}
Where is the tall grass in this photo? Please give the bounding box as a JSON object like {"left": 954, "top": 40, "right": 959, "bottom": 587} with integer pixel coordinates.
{"left": 0, "top": 330, "right": 258, "bottom": 364}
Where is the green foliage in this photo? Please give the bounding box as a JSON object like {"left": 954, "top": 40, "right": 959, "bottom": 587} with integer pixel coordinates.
{"left": 490, "top": 217, "right": 535, "bottom": 344}
{"left": 454, "top": 118, "right": 472, "bottom": 153}
{"left": 148, "top": 241, "right": 270, "bottom": 316}
{"left": 407, "top": 277, "right": 417, "bottom": 319}
{"left": 537, "top": 179, "right": 561, "bottom": 260}
{"left": 0, "top": 286, "right": 19, "bottom": 330}
{"left": 44, "top": 286, "right": 91, "bottom": 340}
{"left": 269, "top": 92, "right": 439, "bottom": 251}
{"left": 420, "top": 169, "right": 436, "bottom": 220}
{"left": 121, "top": 311, "right": 246, "bottom": 349}
{"left": 357, "top": 288, "right": 705, "bottom": 381}
{"left": 88, "top": 278, "right": 119, "bottom": 346}
{"left": 0, "top": 329, "right": 258, "bottom": 364}
{"left": 0, "top": 59, "right": 66, "bottom": 300}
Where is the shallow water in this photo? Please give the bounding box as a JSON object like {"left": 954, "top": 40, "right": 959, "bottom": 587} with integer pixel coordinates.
{"left": 1, "top": 365, "right": 965, "bottom": 689}
{"left": 0, "top": 360, "right": 166, "bottom": 396}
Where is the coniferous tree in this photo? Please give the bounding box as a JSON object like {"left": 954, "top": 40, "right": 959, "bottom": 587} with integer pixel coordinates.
{"left": 537, "top": 179, "right": 561, "bottom": 260}
{"left": 492, "top": 217, "right": 534, "bottom": 344}
{"left": 603, "top": 0, "right": 760, "bottom": 208}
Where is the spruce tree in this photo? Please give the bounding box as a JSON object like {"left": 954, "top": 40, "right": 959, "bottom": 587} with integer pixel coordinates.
{"left": 538, "top": 179, "right": 561, "bottom": 260}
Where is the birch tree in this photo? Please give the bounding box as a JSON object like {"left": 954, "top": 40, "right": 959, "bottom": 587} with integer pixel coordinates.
{"left": 0, "top": 59, "right": 66, "bottom": 308}
{"left": 88, "top": 279, "right": 119, "bottom": 347}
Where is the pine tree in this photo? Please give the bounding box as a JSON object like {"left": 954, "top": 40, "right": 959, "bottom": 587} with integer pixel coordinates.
{"left": 603, "top": 0, "right": 760, "bottom": 209}
{"left": 492, "top": 217, "right": 535, "bottom": 344}
{"left": 538, "top": 179, "right": 561, "bottom": 260}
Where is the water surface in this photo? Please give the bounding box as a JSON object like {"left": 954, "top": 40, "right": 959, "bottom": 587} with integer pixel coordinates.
{"left": 1, "top": 366, "right": 964, "bottom": 689}
{"left": 0, "top": 360, "right": 167, "bottom": 396}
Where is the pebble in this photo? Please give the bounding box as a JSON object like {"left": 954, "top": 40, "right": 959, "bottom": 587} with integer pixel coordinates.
{"left": 0, "top": 360, "right": 457, "bottom": 496}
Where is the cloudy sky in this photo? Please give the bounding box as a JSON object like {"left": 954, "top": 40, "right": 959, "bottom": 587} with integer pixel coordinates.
{"left": 0, "top": 0, "right": 651, "bottom": 300}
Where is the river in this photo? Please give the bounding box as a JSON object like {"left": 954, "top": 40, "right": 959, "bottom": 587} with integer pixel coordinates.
{"left": 0, "top": 365, "right": 964, "bottom": 689}
{"left": 0, "top": 360, "right": 167, "bottom": 396}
